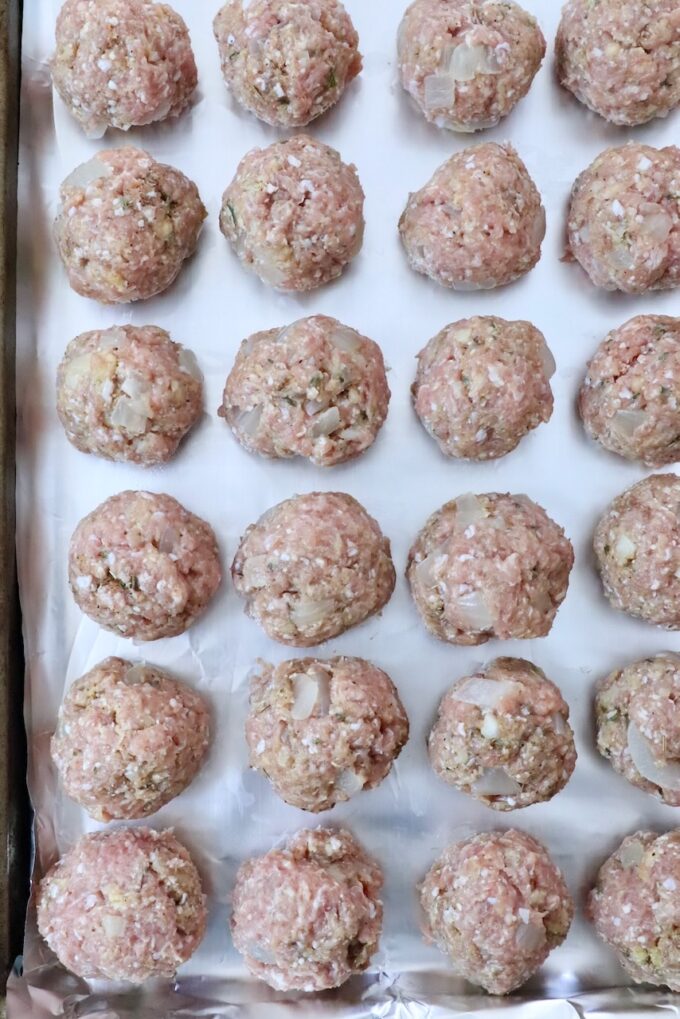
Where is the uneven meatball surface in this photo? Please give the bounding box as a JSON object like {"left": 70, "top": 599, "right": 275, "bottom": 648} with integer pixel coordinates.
{"left": 213, "top": 0, "right": 361, "bottom": 128}
{"left": 407, "top": 493, "right": 573, "bottom": 646}
{"left": 420, "top": 830, "right": 573, "bottom": 994}
{"left": 247, "top": 656, "right": 409, "bottom": 812}
{"left": 231, "top": 827, "right": 383, "bottom": 992}
{"left": 37, "top": 827, "right": 206, "bottom": 982}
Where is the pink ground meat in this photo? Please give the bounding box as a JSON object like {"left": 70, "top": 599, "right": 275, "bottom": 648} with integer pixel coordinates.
{"left": 219, "top": 315, "right": 389, "bottom": 467}
{"left": 232, "top": 492, "right": 395, "bottom": 647}
{"left": 566, "top": 143, "right": 680, "bottom": 294}
{"left": 37, "top": 827, "right": 206, "bottom": 982}
{"left": 429, "top": 657, "right": 576, "bottom": 810}
{"left": 54, "top": 146, "right": 206, "bottom": 304}
{"left": 399, "top": 141, "right": 545, "bottom": 290}
{"left": 51, "top": 656, "right": 210, "bottom": 821}
{"left": 556, "top": 0, "right": 680, "bottom": 127}
{"left": 412, "top": 316, "right": 555, "bottom": 461}
{"left": 594, "top": 474, "right": 680, "bottom": 630}
{"left": 407, "top": 492, "right": 574, "bottom": 646}
{"left": 213, "top": 0, "right": 361, "bottom": 128}
{"left": 220, "top": 135, "right": 364, "bottom": 292}
{"left": 398, "top": 0, "right": 545, "bottom": 133}
{"left": 420, "top": 829, "right": 573, "bottom": 994}
{"left": 231, "top": 827, "right": 383, "bottom": 992}
{"left": 589, "top": 830, "right": 680, "bottom": 990}
{"left": 69, "top": 490, "right": 222, "bottom": 641}
{"left": 246, "top": 656, "right": 409, "bottom": 812}
{"left": 51, "top": 0, "right": 197, "bottom": 137}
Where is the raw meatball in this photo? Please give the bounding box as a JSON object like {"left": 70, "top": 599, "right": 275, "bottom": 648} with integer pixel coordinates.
{"left": 51, "top": 656, "right": 210, "bottom": 821}
{"left": 220, "top": 135, "right": 364, "bottom": 291}
{"left": 594, "top": 474, "right": 680, "bottom": 630}
{"left": 588, "top": 830, "right": 680, "bottom": 990}
{"left": 69, "top": 490, "right": 221, "bottom": 641}
{"left": 428, "top": 657, "right": 576, "bottom": 810}
{"left": 51, "top": 0, "right": 197, "bottom": 137}
{"left": 413, "top": 316, "right": 555, "bottom": 461}
{"left": 398, "top": 0, "right": 545, "bottom": 132}
{"left": 232, "top": 492, "right": 395, "bottom": 646}
{"left": 407, "top": 492, "right": 574, "bottom": 646}
{"left": 36, "top": 827, "right": 206, "bottom": 982}
{"left": 231, "top": 827, "right": 383, "bottom": 991}
{"left": 219, "top": 315, "right": 389, "bottom": 467}
{"left": 57, "top": 325, "right": 203, "bottom": 466}
{"left": 54, "top": 146, "right": 206, "bottom": 304}
{"left": 420, "top": 830, "right": 573, "bottom": 994}
{"left": 579, "top": 316, "right": 680, "bottom": 468}
{"left": 213, "top": 0, "right": 361, "bottom": 128}
{"left": 399, "top": 142, "right": 545, "bottom": 290}
{"left": 246, "top": 656, "right": 409, "bottom": 811}
{"left": 595, "top": 652, "right": 680, "bottom": 805}
{"left": 566, "top": 144, "right": 680, "bottom": 294}
{"left": 556, "top": 0, "right": 680, "bottom": 127}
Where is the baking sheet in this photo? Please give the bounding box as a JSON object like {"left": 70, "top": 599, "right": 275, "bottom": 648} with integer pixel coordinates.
{"left": 9, "top": 0, "right": 680, "bottom": 1014}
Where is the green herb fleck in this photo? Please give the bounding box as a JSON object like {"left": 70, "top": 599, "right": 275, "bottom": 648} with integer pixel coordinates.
{"left": 325, "top": 67, "right": 337, "bottom": 90}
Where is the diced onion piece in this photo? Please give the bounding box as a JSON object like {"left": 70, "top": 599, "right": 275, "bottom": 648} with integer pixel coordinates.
{"left": 610, "top": 245, "right": 635, "bottom": 271}
{"left": 414, "top": 548, "right": 448, "bottom": 589}
{"left": 614, "top": 533, "right": 637, "bottom": 564}
{"left": 158, "top": 526, "right": 178, "bottom": 555}
{"left": 641, "top": 206, "right": 672, "bottom": 242}
{"left": 102, "top": 914, "right": 125, "bottom": 938}
{"left": 515, "top": 920, "right": 545, "bottom": 953}
{"left": 627, "top": 721, "right": 680, "bottom": 791}
{"left": 63, "top": 156, "right": 112, "bottom": 190}
{"left": 337, "top": 769, "right": 365, "bottom": 796}
{"left": 64, "top": 353, "right": 96, "bottom": 387}
{"left": 83, "top": 119, "right": 108, "bottom": 141}
{"left": 98, "top": 327, "right": 127, "bottom": 350}
{"left": 454, "top": 590, "right": 494, "bottom": 631}
{"left": 256, "top": 254, "right": 287, "bottom": 288}
{"left": 454, "top": 677, "right": 518, "bottom": 709}
{"left": 619, "top": 838, "right": 645, "bottom": 869}
{"left": 424, "top": 73, "right": 455, "bottom": 110}
{"left": 290, "top": 597, "right": 335, "bottom": 630}
{"left": 305, "top": 400, "right": 326, "bottom": 416}
{"left": 243, "top": 554, "right": 269, "bottom": 589}
{"left": 612, "top": 409, "right": 647, "bottom": 439}
{"left": 339, "top": 426, "right": 363, "bottom": 440}
{"left": 531, "top": 206, "right": 547, "bottom": 247}
{"left": 236, "top": 406, "right": 262, "bottom": 438}
{"left": 248, "top": 941, "right": 276, "bottom": 964}
{"left": 178, "top": 347, "right": 202, "bottom": 381}
{"left": 108, "top": 396, "right": 150, "bottom": 436}
{"left": 481, "top": 713, "right": 499, "bottom": 739}
{"left": 452, "top": 277, "right": 487, "bottom": 291}
{"left": 290, "top": 673, "right": 322, "bottom": 720}
{"left": 454, "top": 493, "right": 485, "bottom": 529}
{"left": 121, "top": 372, "right": 148, "bottom": 399}
{"left": 472, "top": 767, "right": 521, "bottom": 796}
{"left": 124, "top": 663, "right": 149, "bottom": 686}
{"left": 310, "top": 406, "right": 341, "bottom": 437}
{"left": 551, "top": 712, "right": 567, "bottom": 736}
{"left": 450, "top": 42, "right": 502, "bottom": 80}
{"left": 329, "top": 326, "right": 362, "bottom": 353}
{"left": 538, "top": 338, "right": 556, "bottom": 379}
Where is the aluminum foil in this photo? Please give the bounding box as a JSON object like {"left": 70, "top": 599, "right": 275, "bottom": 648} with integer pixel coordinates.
{"left": 9, "top": 0, "right": 680, "bottom": 1014}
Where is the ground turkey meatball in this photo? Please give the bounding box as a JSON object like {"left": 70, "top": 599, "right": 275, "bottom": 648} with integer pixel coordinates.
{"left": 36, "top": 827, "right": 206, "bottom": 982}
{"left": 51, "top": 0, "right": 197, "bottom": 137}
{"left": 407, "top": 493, "right": 574, "bottom": 646}
{"left": 51, "top": 657, "right": 210, "bottom": 821}
{"left": 566, "top": 144, "right": 680, "bottom": 294}
{"left": 420, "top": 830, "right": 573, "bottom": 995}
{"left": 246, "top": 656, "right": 409, "bottom": 812}
{"left": 413, "top": 316, "right": 555, "bottom": 461}
{"left": 429, "top": 657, "right": 576, "bottom": 810}
{"left": 213, "top": 0, "right": 361, "bottom": 128}
{"left": 57, "top": 325, "right": 203, "bottom": 466}
{"left": 219, "top": 315, "right": 389, "bottom": 467}
{"left": 594, "top": 474, "right": 680, "bottom": 630}
{"left": 399, "top": 142, "right": 545, "bottom": 290}
{"left": 220, "top": 135, "right": 364, "bottom": 292}
{"left": 589, "top": 830, "right": 680, "bottom": 990}
{"left": 398, "top": 0, "right": 545, "bottom": 133}
{"left": 231, "top": 827, "right": 382, "bottom": 992}
{"left": 232, "top": 492, "right": 395, "bottom": 647}
{"left": 556, "top": 0, "right": 680, "bottom": 127}
{"left": 595, "top": 652, "right": 680, "bottom": 806}
{"left": 69, "top": 490, "right": 221, "bottom": 641}
{"left": 54, "top": 146, "right": 206, "bottom": 304}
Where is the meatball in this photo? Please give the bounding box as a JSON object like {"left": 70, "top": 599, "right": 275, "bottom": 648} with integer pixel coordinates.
{"left": 57, "top": 325, "right": 203, "bottom": 466}
{"left": 407, "top": 492, "right": 574, "bottom": 646}
{"left": 588, "top": 830, "right": 680, "bottom": 990}
{"left": 595, "top": 652, "right": 680, "bottom": 806}
{"left": 220, "top": 135, "right": 364, "bottom": 292}
{"left": 231, "top": 827, "right": 383, "bottom": 992}
{"left": 579, "top": 316, "right": 680, "bottom": 469}
{"left": 399, "top": 142, "right": 545, "bottom": 290}
{"left": 36, "top": 827, "right": 206, "bottom": 982}
{"left": 420, "top": 830, "right": 573, "bottom": 995}
{"left": 232, "top": 492, "right": 395, "bottom": 647}
{"left": 51, "top": 656, "right": 210, "bottom": 821}
{"left": 556, "top": 0, "right": 680, "bottom": 127}
{"left": 397, "top": 0, "right": 545, "bottom": 133}
{"left": 594, "top": 474, "right": 680, "bottom": 630}
{"left": 69, "top": 490, "right": 221, "bottom": 641}
{"left": 428, "top": 657, "right": 576, "bottom": 810}
{"left": 246, "top": 656, "right": 409, "bottom": 812}
{"left": 51, "top": 0, "right": 197, "bottom": 137}
{"left": 412, "top": 316, "right": 555, "bottom": 461}
{"left": 54, "top": 146, "right": 206, "bottom": 304}
{"left": 566, "top": 144, "right": 680, "bottom": 294}
{"left": 219, "top": 315, "right": 389, "bottom": 467}
{"left": 213, "top": 0, "right": 361, "bottom": 128}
